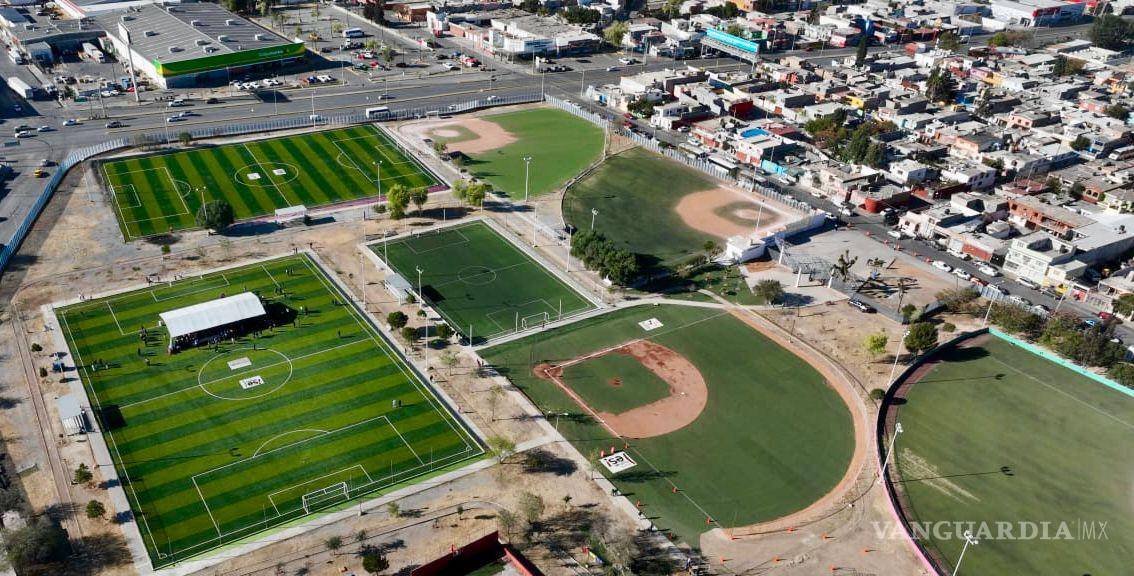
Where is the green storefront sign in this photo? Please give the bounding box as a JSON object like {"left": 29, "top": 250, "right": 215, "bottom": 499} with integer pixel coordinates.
{"left": 153, "top": 42, "right": 306, "bottom": 77}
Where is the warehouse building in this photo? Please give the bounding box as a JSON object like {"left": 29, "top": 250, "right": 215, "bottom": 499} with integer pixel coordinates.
{"left": 94, "top": 2, "right": 304, "bottom": 88}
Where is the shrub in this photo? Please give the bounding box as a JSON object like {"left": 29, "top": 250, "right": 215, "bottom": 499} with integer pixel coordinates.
{"left": 940, "top": 322, "right": 956, "bottom": 333}
{"left": 869, "top": 388, "right": 886, "bottom": 401}
{"left": 30, "top": 343, "right": 42, "bottom": 353}
{"left": 386, "top": 311, "right": 408, "bottom": 329}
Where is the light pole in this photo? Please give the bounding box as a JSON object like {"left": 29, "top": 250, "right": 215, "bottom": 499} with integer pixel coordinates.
{"left": 546, "top": 410, "right": 568, "bottom": 432}
{"left": 415, "top": 266, "right": 424, "bottom": 311}
{"left": 951, "top": 531, "right": 979, "bottom": 576}
{"left": 888, "top": 329, "right": 909, "bottom": 384}
{"left": 590, "top": 207, "right": 598, "bottom": 230}
{"left": 522, "top": 155, "right": 532, "bottom": 202}
{"left": 373, "top": 159, "right": 383, "bottom": 198}
{"left": 877, "top": 422, "right": 902, "bottom": 485}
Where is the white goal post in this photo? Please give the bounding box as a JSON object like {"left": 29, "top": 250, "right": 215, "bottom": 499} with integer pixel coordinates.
{"left": 520, "top": 312, "right": 550, "bottom": 330}
{"left": 301, "top": 481, "right": 349, "bottom": 513}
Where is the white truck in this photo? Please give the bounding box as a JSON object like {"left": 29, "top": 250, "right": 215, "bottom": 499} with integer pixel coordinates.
{"left": 7, "top": 77, "right": 34, "bottom": 99}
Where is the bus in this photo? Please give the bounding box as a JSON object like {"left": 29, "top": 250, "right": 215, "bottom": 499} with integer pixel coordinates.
{"left": 342, "top": 27, "right": 364, "bottom": 39}
{"left": 365, "top": 106, "right": 390, "bottom": 119}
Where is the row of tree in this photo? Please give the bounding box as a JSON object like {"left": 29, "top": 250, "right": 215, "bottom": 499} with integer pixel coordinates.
{"left": 939, "top": 287, "right": 1134, "bottom": 388}
{"left": 569, "top": 230, "right": 639, "bottom": 285}
{"left": 802, "top": 112, "right": 892, "bottom": 168}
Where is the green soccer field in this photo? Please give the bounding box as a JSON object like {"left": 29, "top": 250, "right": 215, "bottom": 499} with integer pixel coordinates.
{"left": 463, "top": 108, "right": 604, "bottom": 198}
{"left": 101, "top": 124, "right": 440, "bottom": 240}
{"left": 372, "top": 220, "right": 596, "bottom": 342}
{"left": 480, "top": 305, "right": 854, "bottom": 544}
{"left": 56, "top": 255, "right": 479, "bottom": 567}
{"left": 891, "top": 333, "right": 1134, "bottom": 575}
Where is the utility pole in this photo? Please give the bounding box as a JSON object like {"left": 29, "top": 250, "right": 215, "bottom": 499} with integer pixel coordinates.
{"left": 522, "top": 155, "right": 532, "bottom": 202}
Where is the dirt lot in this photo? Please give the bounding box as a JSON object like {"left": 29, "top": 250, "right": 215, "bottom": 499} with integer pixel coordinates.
{"left": 400, "top": 115, "right": 517, "bottom": 155}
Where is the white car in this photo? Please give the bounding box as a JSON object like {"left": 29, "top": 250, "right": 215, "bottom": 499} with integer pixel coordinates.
{"left": 932, "top": 260, "right": 953, "bottom": 273}
{"left": 953, "top": 268, "right": 972, "bottom": 281}
{"left": 1008, "top": 294, "right": 1030, "bottom": 307}
{"left": 166, "top": 115, "right": 183, "bottom": 123}
{"left": 62, "top": 118, "right": 78, "bottom": 126}
{"left": 978, "top": 264, "right": 999, "bottom": 277}
{"left": 14, "top": 130, "right": 31, "bottom": 138}
{"left": 887, "top": 229, "right": 903, "bottom": 239}
{"left": 36, "top": 125, "right": 51, "bottom": 132}
{"left": 618, "top": 57, "right": 633, "bottom": 65}
{"left": 486, "top": 95, "right": 498, "bottom": 101}
{"left": 317, "top": 75, "right": 333, "bottom": 83}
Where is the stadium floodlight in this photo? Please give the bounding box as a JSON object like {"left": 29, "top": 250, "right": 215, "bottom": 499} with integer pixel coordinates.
{"left": 415, "top": 266, "right": 424, "bottom": 310}
{"left": 373, "top": 160, "right": 383, "bottom": 198}
{"left": 888, "top": 329, "right": 910, "bottom": 385}
{"left": 951, "top": 531, "right": 979, "bottom": 576}
{"left": 877, "top": 422, "right": 902, "bottom": 486}
{"left": 522, "top": 156, "right": 533, "bottom": 202}
{"left": 590, "top": 208, "right": 599, "bottom": 231}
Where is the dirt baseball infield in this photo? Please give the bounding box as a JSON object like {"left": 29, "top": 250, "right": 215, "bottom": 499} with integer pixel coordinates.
{"left": 405, "top": 117, "right": 517, "bottom": 155}
{"left": 533, "top": 339, "right": 708, "bottom": 439}
{"left": 674, "top": 187, "right": 794, "bottom": 240}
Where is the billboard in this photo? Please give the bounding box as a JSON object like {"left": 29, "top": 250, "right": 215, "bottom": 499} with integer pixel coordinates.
{"left": 152, "top": 42, "right": 306, "bottom": 78}
{"left": 705, "top": 28, "right": 760, "bottom": 55}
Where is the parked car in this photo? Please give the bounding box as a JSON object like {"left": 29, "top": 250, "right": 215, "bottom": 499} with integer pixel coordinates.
{"left": 1008, "top": 295, "right": 1030, "bottom": 307}
{"left": 206, "top": 97, "right": 220, "bottom": 104}
{"left": 1017, "top": 277, "right": 1040, "bottom": 291}
{"left": 166, "top": 115, "right": 183, "bottom": 123}
{"left": 1031, "top": 304, "right": 1050, "bottom": 315}
{"left": 931, "top": 260, "right": 953, "bottom": 273}
{"left": 36, "top": 125, "right": 51, "bottom": 132}
{"left": 62, "top": 118, "right": 78, "bottom": 126}
{"left": 887, "top": 229, "right": 903, "bottom": 239}
{"left": 953, "top": 268, "right": 972, "bottom": 281}
{"left": 105, "top": 120, "right": 123, "bottom": 128}
{"left": 848, "top": 299, "right": 875, "bottom": 313}
{"left": 978, "top": 264, "right": 999, "bottom": 277}
{"left": 32, "top": 168, "right": 47, "bottom": 177}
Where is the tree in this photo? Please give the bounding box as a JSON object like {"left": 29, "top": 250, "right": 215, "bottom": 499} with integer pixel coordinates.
{"left": 869, "top": 388, "right": 886, "bottom": 401}
{"left": 1089, "top": 14, "right": 1132, "bottom": 50}
{"left": 863, "top": 142, "right": 886, "bottom": 168}
{"left": 854, "top": 34, "right": 869, "bottom": 67}
{"left": 387, "top": 311, "right": 408, "bottom": 330}
{"left": 925, "top": 67, "right": 955, "bottom": 104}
{"left": 434, "top": 323, "right": 453, "bottom": 341}
{"left": 178, "top": 132, "right": 193, "bottom": 146}
{"left": 864, "top": 332, "right": 889, "bottom": 359}
{"left": 73, "top": 463, "right": 93, "bottom": 485}
{"left": 497, "top": 509, "right": 520, "bottom": 541}
{"left": 604, "top": 21, "right": 628, "bottom": 47}
{"left": 400, "top": 326, "right": 417, "bottom": 344}
{"left": 432, "top": 141, "right": 447, "bottom": 155}
{"left": 409, "top": 187, "right": 428, "bottom": 215}
{"left": 3, "top": 516, "right": 70, "bottom": 574}
{"left": 904, "top": 322, "right": 939, "bottom": 355}
{"left": 753, "top": 279, "right": 784, "bottom": 305}
{"left": 831, "top": 250, "right": 857, "bottom": 283}
{"left": 938, "top": 31, "right": 961, "bottom": 52}
{"left": 627, "top": 98, "right": 656, "bottom": 118}
{"left": 85, "top": 500, "right": 106, "bottom": 519}
{"left": 487, "top": 434, "right": 515, "bottom": 464}
{"left": 196, "top": 199, "right": 234, "bottom": 232}
{"left": 386, "top": 502, "right": 401, "bottom": 518}
{"left": 705, "top": 1, "right": 739, "bottom": 18}
{"left": 324, "top": 536, "right": 343, "bottom": 555}
{"left": 562, "top": 6, "right": 601, "bottom": 24}
{"left": 361, "top": 547, "right": 389, "bottom": 574}
{"left": 1046, "top": 177, "right": 1064, "bottom": 195}
{"left": 1113, "top": 293, "right": 1134, "bottom": 318}
{"left": 386, "top": 184, "right": 409, "bottom": 219}
{"left": 662, "top": 0, "right": 682, "bottom": 18}
{"left": 987, "top": 30, "right": 1028, "bottom": 48}
{"left": 1106, "top": 103, "right": 1129, "bottom": 121}
{"left": 517, "top": 491, "right": 545, "bottom": 526}
{"left": 519, "top": 0, "right": 540, "bottom": 11}
{"left": 900, "top": 303, "right": 919, "bottom": 323}
{"left": 1052, "top": 55, "right": 1085, "bottom": 77}
{"left": 1071, "top": 135, "right": 1091, "bottom": 151}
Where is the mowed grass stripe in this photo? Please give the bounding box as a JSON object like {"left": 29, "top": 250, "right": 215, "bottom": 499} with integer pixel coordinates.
{"left": 58, "top": 255, "right": 477, "bottom": 565}
{"left": 103, "top": 126, "right": 439, "bottom": 239}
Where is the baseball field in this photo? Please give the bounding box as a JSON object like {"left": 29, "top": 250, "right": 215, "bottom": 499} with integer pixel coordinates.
{"left": 890, "top": 332, "right": 1133, "bottom": 575}
{"left": 371, "top": 220, "right": 596, "bottom": 342}
{"left": 102, "top": 124, "right": 439, "bottom": 240}
{"left": 56, "top": 255, "right": 479, "bottom": 567}
{"left": 563, "top": 147, "right": 798, "bottom": 268}
{"left": 423, "top": 107, "right": 604, "bottom": 199}
{"left": 480, "top": 304, "right": 855, "bottom": 544}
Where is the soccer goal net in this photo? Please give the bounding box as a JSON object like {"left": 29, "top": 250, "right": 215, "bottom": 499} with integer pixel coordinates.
{"left": 301, "top": 481, "right": 349, "bottom": 514}
{"left": 520, "top": 312, "right": 550, "bottom": 330}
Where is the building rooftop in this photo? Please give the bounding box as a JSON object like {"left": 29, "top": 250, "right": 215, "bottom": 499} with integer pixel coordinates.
{"left": 94, "top": 2, "right": 291, "bottom": 64}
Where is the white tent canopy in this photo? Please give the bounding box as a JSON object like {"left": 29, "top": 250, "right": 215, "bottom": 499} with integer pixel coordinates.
{"left": 160, "top": 292, "right": 266, "bottom": 340}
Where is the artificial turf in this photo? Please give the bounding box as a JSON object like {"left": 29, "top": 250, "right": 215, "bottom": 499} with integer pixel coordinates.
{"left": 101, "top": 124, "right": 439, "bottom": 240}
{"left": 893, "top": 334, "right": 1134, "bottom": 575}
{"left": 560, "top": 352, "right": 671, "bottom": 414}
{"left": 562, "top": 147, "right": 720, "bottom": 268}
{"left": 463, "top": 108, "right": 604, "bottom": 198}
{"left": 56, "top": 255, "right": 478, "bottom": 567}
{"left": 372, "top": 220, "right": 595, "bottom": 342}
{"left": 480, "top": 305, "right": 854, "bottom": 544}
